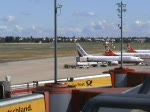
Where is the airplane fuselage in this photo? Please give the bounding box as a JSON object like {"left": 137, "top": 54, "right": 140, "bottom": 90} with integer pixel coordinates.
{"left": 115, "top": 53, "right": 150, "bottom": 59}
{"left": 84, "top": 55, "right": 143, "bottom": 63}
{"left": 128, "top": 50, "right": 150, "bottom": 53}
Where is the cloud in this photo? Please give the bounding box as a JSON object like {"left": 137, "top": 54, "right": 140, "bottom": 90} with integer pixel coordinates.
{"left": 0, "top": 25, "right": 8, "bottom": 30}
{"left": 31, "top": 25, "right": 36, "bottom": 30}
{"left": 125, "top": 20, "right": 150, "bottom": 37}
{"left": 0, "top": 24, "right": 44, "bottom": 37}
{"left": 58, "top": 20, "right": 150, "bottom": 37}
{"left": 15, "top": 25, "right": 23, "bottom": 31}
{"left": 0, "top": 25, "right": 11, "bottom": 37}
{"left": 90, "top": 20, "right": 117, "bottom": 31}
{"left": 1, "top": 16, "right": 16, "bottom": 23}
{"left": 81, "top": 20, "right": 120, "bottom": 37}
{"left": 55, "top": 20, "right": 120, "bottom": 37}
{"left": 87, "top": 12, "right": 95, "bottom": 16}
{"left": 1, "top": 18, "right": 150, "bottom": 37}
{"left": 135, "top": 20, "right": 143, "bottom": 25}
{"left": 58, "top": 27, "right": 82, "bottom": 37}
{"left": 91, "top": 21, "right": 104, "bottom": 30}
{"left": 91, "top": 20, "right": 113, "bottom": 30}
{"left": 73, "top": 11, "right": 96, "bottom": 17}
{"left": 134, "top": 20, "right": 150, "bottom": 28}
{"left": 67, "top": 27, "right": 82, "bottom": 33}
{"left": 20, "top": 26, "right": 51, "bottom": 37}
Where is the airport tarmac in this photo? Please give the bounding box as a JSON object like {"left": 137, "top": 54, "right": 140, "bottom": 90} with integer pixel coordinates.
{"left": 0, "top": 56, "right": 150, "bottom": 85}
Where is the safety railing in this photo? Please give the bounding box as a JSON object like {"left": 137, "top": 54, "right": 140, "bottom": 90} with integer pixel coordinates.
{"left": 82, "top": 93, "right": 150, "bottom": 112}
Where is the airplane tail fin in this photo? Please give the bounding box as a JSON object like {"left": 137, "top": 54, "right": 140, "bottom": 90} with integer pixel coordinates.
{"left": 126, "top": 43, "right": 137, "bottom": 53}
{"left": 76, "top": 43, "right": 89, "bottom": 57}
{"left": 103, "top": 44, "right": 118, "bottom": 56}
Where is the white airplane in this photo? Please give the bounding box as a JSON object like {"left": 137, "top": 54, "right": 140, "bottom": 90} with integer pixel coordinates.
{"left": 103, "top": 44, "right": 150, "bottom": 60}
{"left": 126, "top": 43, "right": 150, "bottom": 53}
{"left": 76, "top": 43, "right": 143, "bottom": 65}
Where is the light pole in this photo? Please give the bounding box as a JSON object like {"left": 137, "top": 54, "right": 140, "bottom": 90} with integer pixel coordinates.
{"left": 54, "top": 0, "right": 62, "bottom": 84}
{"left": 116, "top": 1, "right": 126, "bottom": 68}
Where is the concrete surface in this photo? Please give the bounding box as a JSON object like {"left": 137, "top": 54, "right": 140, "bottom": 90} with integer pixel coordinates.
{"left": 0, "top": 56, "right": 150, "bottom": 85}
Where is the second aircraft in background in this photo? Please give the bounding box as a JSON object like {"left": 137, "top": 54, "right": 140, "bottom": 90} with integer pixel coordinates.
{"left": 126, "top": 43, "right": 150, "bottom": 53}
{"left": 76, "top": 43, "right": 143, "bottom": 65}
{"left": 103, "top": 44, "right": 150, "bottom": 61}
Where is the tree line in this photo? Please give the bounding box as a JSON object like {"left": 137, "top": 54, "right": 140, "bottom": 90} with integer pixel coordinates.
{"left": 0, "top": 36, "right": 150, "bottom": 43}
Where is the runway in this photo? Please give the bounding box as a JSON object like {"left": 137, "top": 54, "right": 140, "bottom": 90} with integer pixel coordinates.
{"left": 0, "top": 56, "right": 150, "bottom": 85}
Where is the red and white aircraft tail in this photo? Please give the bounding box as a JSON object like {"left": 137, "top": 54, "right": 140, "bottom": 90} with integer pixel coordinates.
{"left": 126, "top": 43, "right": 150, "bottom": 53}
{"left": 103, "top": 44, "right": 118, "bottom": 56}
{"left": 126, "top": 43, "right": 137, "bottom": 53}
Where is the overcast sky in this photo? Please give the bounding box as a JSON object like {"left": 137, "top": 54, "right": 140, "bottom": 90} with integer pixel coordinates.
{"left": 0, "top": 0, "right": 150, "bottom": 37}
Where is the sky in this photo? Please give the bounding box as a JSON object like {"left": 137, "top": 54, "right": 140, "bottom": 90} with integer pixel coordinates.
{"left": 0, "top": 0, "right": 150, "bottom": 38}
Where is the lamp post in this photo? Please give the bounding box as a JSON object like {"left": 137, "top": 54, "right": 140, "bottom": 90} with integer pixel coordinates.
{"left": 54, "top": 0, "right": 62, "bottom": 84}
{"left": 116, "top": 1, "right": 126, "bottom": 68}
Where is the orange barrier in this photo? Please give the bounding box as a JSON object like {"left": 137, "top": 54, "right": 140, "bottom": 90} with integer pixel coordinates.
{"left": 127, "top": 71, "right": 150, "bottom": 87}
{"left": 3, "top": 68, "right": 150, "bottom": 112}
{"left": 104, "top": 67, "right": 150, "bottom": 87}
{"left": 108, "top": 67, "right": 135, "bottom": 87}
{"left": 36, "top": 83, "right": 75, "bottom": 112}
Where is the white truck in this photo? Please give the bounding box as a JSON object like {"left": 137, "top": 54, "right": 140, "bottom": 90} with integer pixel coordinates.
{"left": 76, "top": 57, "right": 108, "bottom": 68}
{"left": 76, "top": 62, "right": 98, "bottom": 68}
{"left": 76, "top": 62, "right": 89, "bottom": 68}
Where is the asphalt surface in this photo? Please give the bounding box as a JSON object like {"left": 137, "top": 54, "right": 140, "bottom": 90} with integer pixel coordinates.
{"left": 0, "top": 56, "right": 150, "bottom": 85}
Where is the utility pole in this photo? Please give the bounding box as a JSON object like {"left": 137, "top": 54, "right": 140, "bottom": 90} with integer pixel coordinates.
{"left": 54, "top": 0, "right": 62, "bottom": 84}
{"left": 116, "top": 1, "right": 126, "bottom": 68}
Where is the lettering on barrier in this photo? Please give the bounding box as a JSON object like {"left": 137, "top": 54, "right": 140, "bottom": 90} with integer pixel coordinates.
{"left": 67, "top": 80, "right": 93, "bottom": 88}
{"left": 7, "top": 104, "right": 32, "bottom": 112}
{"left": 86, "top": 80, "right": 92, "bottom": 86}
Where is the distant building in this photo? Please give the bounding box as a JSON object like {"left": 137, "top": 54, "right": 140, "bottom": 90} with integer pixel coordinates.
{"left": 132, "top": 38, "right": 145, "bottom": 43}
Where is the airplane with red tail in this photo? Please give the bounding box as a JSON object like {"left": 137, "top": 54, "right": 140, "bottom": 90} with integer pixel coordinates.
{"left": 103, "top": 44, "right": 150, "bottom": 60}
{"left": 126, "top": 43, "right": 150, "bottom": 53}
{"left": 76, "top": 43, "right": 143, "bottom": 65}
